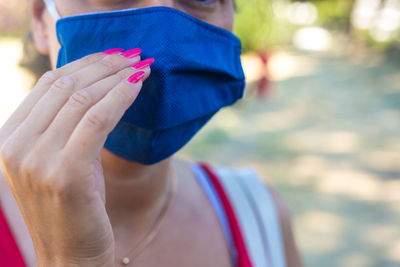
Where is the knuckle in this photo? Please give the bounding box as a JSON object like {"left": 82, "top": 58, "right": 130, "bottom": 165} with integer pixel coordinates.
{"left": 99, "top": 57, "right": 118, "bottom": 73}
{"left": 20, "top": 154, "right": 42, "bottom": 179}
{"left": 22, "top": 155, "right": 70, "bottom": 197}
{"left": 42, "top": 158, "right": 81, "bottom": 200}
{"left": 80, "top": 53, "right": 104, "bottom": 65}
{"left": 42, "top": 168, "right": 65, "bottom": 187}
{"left": 85, "top": 111, "right": 109, "bottom": 132}
{"left": 0, "top": 128, "right": 9, "bottom": 148}
{"left": 0, "top": 139, "right": 19, "bottom": 167}
{"left": 68, "top": 89, "right": 93, "bottom": 108}
{"left": 116, "top": 68, "right": 134, "bottom": 80}
{"left": 51, "top": 76, "right": 76, "bottom": 94}
{"left": 112, "top": 88, "right": 133, "bottom": 106}
{"left": 39, "top": 70, "right": 59, "bottom": 85}
{"left": 0, "top": 144, "right": 13, "bottom": 166}
{"left": 42, "top": 175, "right": 73, "bottom": 199}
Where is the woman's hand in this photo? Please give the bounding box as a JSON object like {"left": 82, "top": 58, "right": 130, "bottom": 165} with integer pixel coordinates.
{"left": 0, "top": 49, "right": 150, "bottom": 267}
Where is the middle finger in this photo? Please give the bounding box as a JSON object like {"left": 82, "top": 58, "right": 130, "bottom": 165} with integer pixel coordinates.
{"left": 42, "top": 62, "right": 152, "bottom": 150}
{"left": 18, "top": 48, "right": 142, "bottom": 136}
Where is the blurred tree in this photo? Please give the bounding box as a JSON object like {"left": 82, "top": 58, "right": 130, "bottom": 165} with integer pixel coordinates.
{"left": 234, "top": 0, "right": 357, "bottom": 52}
{"left": 306, "top": 0, "right": 356, "bottom": 32}
{"left": 234, "top": 0, "right": 295, "bottom": 51}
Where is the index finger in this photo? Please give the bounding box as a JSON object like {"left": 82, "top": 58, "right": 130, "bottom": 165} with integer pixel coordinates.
{"left": 64, "top": 71, "right": 146, "bottom": 169}
{"left": 0, "top": 49, "right": 119, "bottom": 145}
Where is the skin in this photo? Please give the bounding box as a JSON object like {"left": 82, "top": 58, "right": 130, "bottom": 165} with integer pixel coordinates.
{"left": 0, "top": 0, "right": 303, "bottom": 266}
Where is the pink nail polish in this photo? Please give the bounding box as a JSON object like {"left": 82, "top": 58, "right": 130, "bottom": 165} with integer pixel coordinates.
{"left": 103, "top": 48, "right": 124, "bottom": 55}
{"left": 120, "top": 48, "right": 142, "bottom": 58}
{"left": 132, "top": 58, "right": 155, "bottom": 69}
{"left": 126, "top": 71, "right": 146, "bottom": 84}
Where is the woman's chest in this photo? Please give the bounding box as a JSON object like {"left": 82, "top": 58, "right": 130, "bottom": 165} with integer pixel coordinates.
{"left": 114, "top": 182, "right": 235, "bottom": 267}
{"left": 128, "top": 222, "right": 234, "bottom": 267}
{"left": 1, "top": 189, "right": 235, "bottom": 267}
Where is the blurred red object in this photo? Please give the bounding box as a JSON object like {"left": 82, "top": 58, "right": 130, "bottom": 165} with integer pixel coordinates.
{"left": 256, "top": 51, "right": 271, "bottom": 99}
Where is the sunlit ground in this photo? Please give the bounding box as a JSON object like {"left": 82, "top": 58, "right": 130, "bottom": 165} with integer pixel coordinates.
{"left": 1, "top": 36, "right": 400, "bottom": 267}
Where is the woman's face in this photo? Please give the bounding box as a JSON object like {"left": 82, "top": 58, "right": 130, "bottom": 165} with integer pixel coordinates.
{"left": 31, "top": 0, "right": 235, "bottom": 68}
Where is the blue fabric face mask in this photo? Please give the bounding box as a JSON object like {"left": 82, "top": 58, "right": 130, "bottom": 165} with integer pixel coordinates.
{"left": 44, "top": 1, "right": 246, "bottom": 164}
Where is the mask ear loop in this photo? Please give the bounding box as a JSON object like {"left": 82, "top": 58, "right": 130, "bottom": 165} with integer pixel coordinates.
{"left": 44, "top": 0, "right": 142, "bottom": 21}
{"left": 43, "top": 0, "right": 61, "bottom": 20}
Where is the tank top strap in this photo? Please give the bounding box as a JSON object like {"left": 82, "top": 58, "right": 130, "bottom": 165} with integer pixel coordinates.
{"left": 0, "top": 202, "right": 27, "bottom": 267}
{"left": 191, "top": 162, "right": 238, "bottom": 264}
{"left": 199, "top": 163, "right": 287, "bottom": 267}
{"left": 199, "top": 162, "right": 254, "bottom": 267}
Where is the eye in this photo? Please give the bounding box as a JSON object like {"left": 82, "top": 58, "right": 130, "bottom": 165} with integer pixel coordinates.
{"left": 192, "top": 0, "right": 219, "bottom": 6}
{"left": 180, "top": 0, "right": 221, "bottom": 14}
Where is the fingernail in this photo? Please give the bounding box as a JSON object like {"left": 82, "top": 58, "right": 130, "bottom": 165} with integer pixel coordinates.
{"left": 126, "top": 71, "right": 146, "bottom": 84}
{"left": 132, "top": 58, "right": 155, "bottom": 69}
{"left": 120, "top": 48, "right": 142, "bottom": 58}
{"left": 103, "top": 48, "right": 124, "bottom": 55}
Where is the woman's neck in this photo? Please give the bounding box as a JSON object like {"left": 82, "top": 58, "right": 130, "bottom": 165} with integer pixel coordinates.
{"left": 101, "top": 149, "right": 175, "bottom": 232}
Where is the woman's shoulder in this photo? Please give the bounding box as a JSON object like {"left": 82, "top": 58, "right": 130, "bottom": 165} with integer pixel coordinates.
{"left": 210, "top": 164, "right": 303, "bottom": 267}
{"left": 214, "top": 165, "right": 292, "bottom": 220}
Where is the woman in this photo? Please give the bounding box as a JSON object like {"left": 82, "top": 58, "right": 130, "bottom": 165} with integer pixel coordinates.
{"left": 0, "top": 0, "right": 302, "bottom": 266}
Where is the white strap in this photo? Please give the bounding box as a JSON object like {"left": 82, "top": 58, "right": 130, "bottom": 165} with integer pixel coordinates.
{"left": 215, "top": 167, "right": 287, "bottom": 267}
{"left": 43, "top": 0, "right": 61, "bottom": 20}
{"left": 216, "top": 167, "right": 269, "bottom": 267}
{"left": 236, "top": 168, "right": 287, "bottom": 267}
{"left": 43, "top": 0, "right": 141, "bottom": 21}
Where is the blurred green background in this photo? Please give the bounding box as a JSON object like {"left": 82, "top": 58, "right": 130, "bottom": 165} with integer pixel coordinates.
{"left": 1, "top": 1, "right": 399, "bottom": 267}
